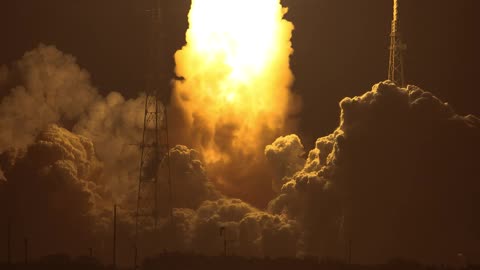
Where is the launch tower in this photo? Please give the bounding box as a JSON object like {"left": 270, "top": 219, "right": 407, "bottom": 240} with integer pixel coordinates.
{"left": 135, "top": 0, "right": 173, "bottom": 236}
{"left": 388, "top": 0, "right": 407, "bottom": 87}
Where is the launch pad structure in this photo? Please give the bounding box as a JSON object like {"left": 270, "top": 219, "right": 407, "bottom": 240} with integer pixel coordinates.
{"left": 135, "top": 0, "right": 173, "bottom": 239}
{"left": 388, "top": 0, "right": 407, "bottom": 87}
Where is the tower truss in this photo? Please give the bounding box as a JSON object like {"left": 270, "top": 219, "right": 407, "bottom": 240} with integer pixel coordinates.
{"left": 135, "top": 0, "right": 173, "bottom": 236}
{"left": 388, "top": 0, "right": 407, "bottom": 87}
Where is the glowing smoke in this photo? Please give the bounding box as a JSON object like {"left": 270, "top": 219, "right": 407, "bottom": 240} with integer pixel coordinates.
{"left": 0, "top": 45, "right": 300, "bottom": 261}
{"left": 1, "top": 45, "right": 479, "bottom": 263}
{"left": 0, "top": 45, "right": 98, "bottom": 151}
{"left": 173, "top": 0, "right": 298, "bottom": 200}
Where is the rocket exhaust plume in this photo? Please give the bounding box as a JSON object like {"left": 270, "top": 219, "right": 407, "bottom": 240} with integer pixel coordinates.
{"left": 173, "top": 0, "right": 296, "bottom": 201}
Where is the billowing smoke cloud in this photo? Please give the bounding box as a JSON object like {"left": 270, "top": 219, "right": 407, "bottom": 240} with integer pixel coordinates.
{"left": 267, "top": 81, "right": 480, "bottom": 263}
{"left": 153, "top": 146, "right": 301, "bottom": 258}
{"left": 164, "top": 145, "right": 221, "bottom": 210}
{"left": 0, "top": 45, "right": 98, "bottom": 151}
{"left": 0, "top": 124, "right": 107, "bottom": 256}
{"left": 0, "top": 45, "right": 148, "bottom": 204}
{"left": 265, "top": 134, "right": 305, "bottom": 192}
{"left": 0, "top": 45, "right": 147, "bottom": 261}
{"left": 72, "top": 92, "right": 145, "bottom": 202}
{"left": 2, "top": 44, "right": 479, "bottom": 264}
{"left": 0, "top": 45, "right": 301, "bottom": 262}
{"left": 172, "top": 0, "right": 299, "bottom": 205}
{"left": 162, "top": 198, "right": 300, "bottom": 258}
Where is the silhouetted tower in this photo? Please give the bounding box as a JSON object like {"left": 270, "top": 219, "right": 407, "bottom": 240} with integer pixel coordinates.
{"left": 219, "top": 227, "right": 236, "bottom": 256}
{"left": 135, "top": 0, "right": 173, "bottom": 236}
{"left": 7, "top": 216, "right": 11, "bottom": 265}
{"left": 113, "top": 204, "right": 117, "bottom": 270}
{"left": 24, "top": 238, "right": 28, "bottom": 265}
{"left": 388, "top": 0, "right": 407, "bottom": 87}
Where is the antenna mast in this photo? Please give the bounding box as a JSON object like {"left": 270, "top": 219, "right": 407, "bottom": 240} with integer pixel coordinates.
{"left": 135, "top": 0, "right": 174, "bottom": 238}
{"left": 388, "top": 0, "right": 407, "bottom": 87}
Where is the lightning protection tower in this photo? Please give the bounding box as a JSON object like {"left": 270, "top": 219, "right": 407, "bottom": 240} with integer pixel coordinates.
{"left": 388, "top": 0, "right": 407, "bottom": 87}
{"left": 135, "top": 0, "right": 173, "bottom": 237}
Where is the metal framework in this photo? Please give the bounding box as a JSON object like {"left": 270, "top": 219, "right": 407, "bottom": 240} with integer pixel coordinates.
{"left": 135, "top": 0, "right": 173, "bottom": 237}
{"left": 388, "top": 0, "right": 407, "bottom": 87}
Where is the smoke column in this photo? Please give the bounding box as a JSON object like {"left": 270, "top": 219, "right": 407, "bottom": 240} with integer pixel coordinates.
{"left": 173, "top": 0, "right": 296, "bottom": 200}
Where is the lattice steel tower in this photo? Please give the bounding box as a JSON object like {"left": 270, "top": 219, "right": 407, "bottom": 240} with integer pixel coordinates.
{"left": 135, "top": 0, "right": 173, "bottom": 236}
{"left": 388, "top": 0, "right": 407, "bottom": 87}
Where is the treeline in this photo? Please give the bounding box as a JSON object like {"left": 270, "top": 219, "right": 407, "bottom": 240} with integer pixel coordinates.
{"left": 1, "top": 253, "right": 478, "bottom": 270}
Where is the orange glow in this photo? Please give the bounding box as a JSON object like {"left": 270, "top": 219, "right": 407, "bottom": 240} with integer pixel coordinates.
{"left": 174, "top": 0, "right": 295, "bottom": 164}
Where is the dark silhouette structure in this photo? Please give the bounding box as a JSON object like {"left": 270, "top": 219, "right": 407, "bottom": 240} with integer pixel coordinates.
{"left": 113, "top": 204, "right": 117, "bottom": 270}
{"left": 7, "top": 216, "right": 11, "bottom": 265}
{"left": 135, "top": 0, "right": 173, "bottom": 234}
{"left": 388, "top": 0, "right": 407, "bottom": 87}
{"left": 24, "top": 238, "right": 28, "bottom": 265}
{"left": 134, "top": 0, "right": 174, "bottom": 266}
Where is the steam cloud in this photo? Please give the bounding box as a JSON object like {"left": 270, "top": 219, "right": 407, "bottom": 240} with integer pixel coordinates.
{"left": 0, "top": 45, "right": 299, "bottom": 262}
{"left": 267, "top": 82, "right": 480, "bottom": 263}
{"left": 265, "top": 134, "right": 305, "bottom": 192}
{"left": 0, "top": 45, "right": 145, "bottom": 261}
{"left": 0, "top": 45, "right": 98, "bottom": 151}
{"left": 1, "top": 46, "right": 479, "bottom": 264}
{"left": 0, "top": 124, "right": 106, "bottom": 256}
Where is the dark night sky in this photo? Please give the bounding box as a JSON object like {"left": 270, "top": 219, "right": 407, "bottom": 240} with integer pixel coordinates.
{"left": 1, "top": 0, "right": 478, "bottom": 146}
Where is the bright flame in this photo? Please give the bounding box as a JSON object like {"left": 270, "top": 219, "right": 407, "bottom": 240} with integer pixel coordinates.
{"left": 174, "top": 0, "right": 295, "bottom": 165}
